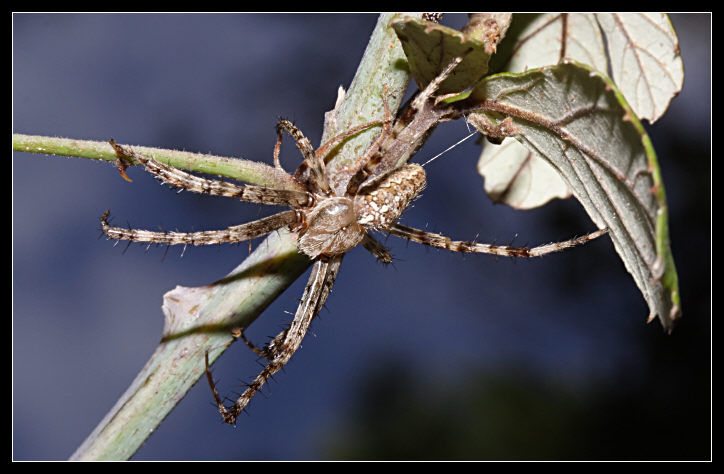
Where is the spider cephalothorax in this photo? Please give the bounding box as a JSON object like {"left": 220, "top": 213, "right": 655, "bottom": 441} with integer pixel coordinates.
{"left": 100, "top": 60, "right": 606, "bottom": 424}
{"left": 297, "top": 163, "right": 426, "bottom": 259}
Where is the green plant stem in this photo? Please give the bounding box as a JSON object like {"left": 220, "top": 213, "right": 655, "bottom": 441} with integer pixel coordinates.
{"left": 12, "top": 134, "right": 301, "bottom": 191}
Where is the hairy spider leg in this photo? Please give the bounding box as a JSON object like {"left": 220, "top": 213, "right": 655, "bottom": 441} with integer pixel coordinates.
{"left": 100, "top": 210, "right": 298, "bottom": 247}
{"left": 322, "top": 93, "right": 395, "bottom": 187}
{"left": 206, "top": 256, "right": 343, "bottom": 425}
{"left": 108, "top": 140, "right": 313, "bottom": 208}
{"left": 360, "top": 234, "right": 393, "bottom": 264}
{"left": 276, "top": 119, "right": 330, "bottom": 195}
{"left": 345, "top": 58, "right": 464, "bottom": 198}
{"left": 387, "top": 223, "right": 608, "bottom": 258}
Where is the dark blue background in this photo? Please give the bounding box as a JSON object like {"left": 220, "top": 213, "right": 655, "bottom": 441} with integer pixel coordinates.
{"left": 13, "top": 14, "right": 710, "bottom": 460}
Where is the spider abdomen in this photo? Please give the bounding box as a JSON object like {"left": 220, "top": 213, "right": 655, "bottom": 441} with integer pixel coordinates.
{"left": 355, "top": 163, "right": 426, "bottom": 229}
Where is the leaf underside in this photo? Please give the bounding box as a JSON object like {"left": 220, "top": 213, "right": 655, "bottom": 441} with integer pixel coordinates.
{"left": 464, "top": 62, "right": 680, "bottom": 330}
{"left": 477, "top": 137, "right": 571, "bottom": 208}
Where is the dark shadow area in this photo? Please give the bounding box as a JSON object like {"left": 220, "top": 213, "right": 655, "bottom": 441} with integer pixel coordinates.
{"left": 320, "top": 338, "right": 709, "bottom": 460}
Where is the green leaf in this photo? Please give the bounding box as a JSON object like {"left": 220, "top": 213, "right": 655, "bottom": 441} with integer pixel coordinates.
{"left": 479, "top": 13, "right": 684, "bottom": 209}
{"left": 464, "top": 61, "right": 681, "bottom": 331}
{"left": 390, "top": 15, "right": 491, "bottom": 94}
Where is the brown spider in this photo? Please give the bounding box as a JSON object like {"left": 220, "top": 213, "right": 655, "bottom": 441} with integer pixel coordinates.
{"left": 100, "top": 60, "right": 606, "bottom": 425}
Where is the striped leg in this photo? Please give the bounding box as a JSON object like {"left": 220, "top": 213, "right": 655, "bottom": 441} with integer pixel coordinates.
{"left": 206, "top": 255, "right": 343, "bottom": 424}
{"left": 109, "top": 140, "right": 312, "bottom": 208}
{"left": 360, "top": 233, "right": 393, "bottom": 264}
{"left": 100, "top": 210, "right": 298, "bottom": 246}
{"left": 276, "top": 119, "right": 330, "bottom": 194}
{"left": 315, "top": 119, "right": 384, "bottom": 164}
{"left": 387, "top": 223, "right": 607, "bottom": 258}
{"left": 317, "top": 92, "right": 393, "bottom": 168}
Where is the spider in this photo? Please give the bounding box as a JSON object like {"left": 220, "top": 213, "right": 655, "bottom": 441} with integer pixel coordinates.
{"left": 100, "top": 60, "right": 607, "bottom": 425}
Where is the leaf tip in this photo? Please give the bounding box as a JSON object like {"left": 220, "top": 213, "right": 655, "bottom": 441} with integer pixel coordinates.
{"left": 649, "top": 299, "right": 682, "bottom": 334}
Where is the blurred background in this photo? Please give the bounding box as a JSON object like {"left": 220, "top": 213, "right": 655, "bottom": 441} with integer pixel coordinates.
{"left": 13, "top": 14, "right": 710, "bottom": 460}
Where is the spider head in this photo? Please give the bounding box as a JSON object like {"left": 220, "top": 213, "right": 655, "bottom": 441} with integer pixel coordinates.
{"left": 297, "top": 196, "right": 365, "bottom": 259}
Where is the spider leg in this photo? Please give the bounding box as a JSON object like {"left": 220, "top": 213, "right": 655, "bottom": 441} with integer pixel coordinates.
{"left": 100, "top": 210, "right": 298, "bottom": 246}
{"left": 360, "top": 233, "right": 392, "bottom": 264}
{"left": 276, "top": 117, "right": 388, "bottom": 177}
{"left": 343, "top": 95, "right": 395, "bottom": 196}
{"left": 276, "top": 119, "right": 330, "bottom": 195}
{"left": 317, "top": 91, "right": 393, "bottom": 166}
{"left": 208, "top": 255, "right": 343, "bottom": 425}
{"left": 387, "top": 223, "right": 608, "bottom": 258}
{"left": 109, "top": 140, "right": 312, "bottom": 208}
{"left": 411, "top": 56, "right": 464, "bottom": 110}
{"left": 345, "top": 58, "right": 466, "bottom": 194}
{"left": 236, "top": 329, "right": 276, "bottom": 360}
{"left": 315, "top": 119, "right": 384, "bottom": 164}
{"left": 205, "top": 352, "right": 226, "bottom": 413}
{"left": 229, "top": 325, "right": 293, "bottom": 362}
{"left": 273, "top": 125, "right": 285, "bottom": 172}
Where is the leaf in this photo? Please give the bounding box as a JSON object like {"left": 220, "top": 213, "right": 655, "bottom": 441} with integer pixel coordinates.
{"left": 477, "top": 137, "right": 571, "bottom": 209}
{"left": 479, "top": 13, "right": 684, "bottom": 209}
{"left": 499, "top": 13, "right": 684, "bottom": 123}
{"left": 463, "top": 61, "right": 681, "bottom": 331}
{"left": 595, "top": 13, "right": 684, "bottom": 123}
{"left": 390, "top": 15, "right": 491, "bottom": 94}
{"left": 503, "top": 13, "right": 609, "bottom": 75}
{"left": 478, "top": 14, "right": 608, "bottom": 208}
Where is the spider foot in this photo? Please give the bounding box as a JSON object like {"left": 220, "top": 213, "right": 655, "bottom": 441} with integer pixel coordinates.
{"left": 220, "top": 406, "right": 240, "bottom": 425}
{"left": 235, "top": 328, "right": 280, "bottom": 361}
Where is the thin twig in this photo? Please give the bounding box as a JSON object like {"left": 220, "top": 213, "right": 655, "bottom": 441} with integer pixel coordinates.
{"left": 13, "top": 134, "right": 302, "bottom": 191}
